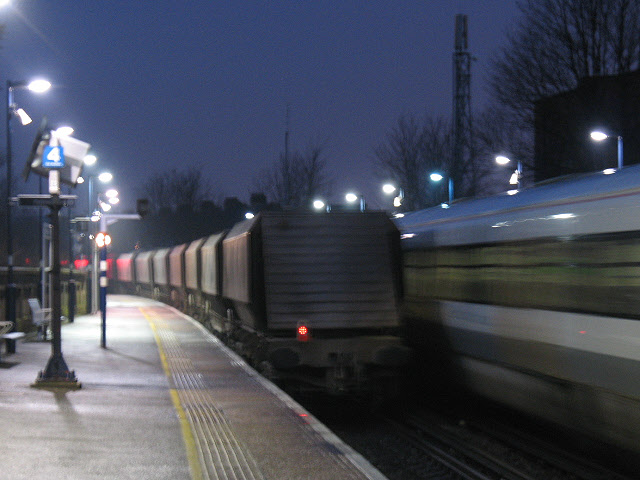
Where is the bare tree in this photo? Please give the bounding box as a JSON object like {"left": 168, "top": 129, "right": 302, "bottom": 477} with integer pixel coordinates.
{"left": 140, "top": 165, "right": 213, "bottom": 213}
{"left": 375, "top": 113, "right": 452, "bottom": 210}
{"left": 490, "top": 0, "right": 640, "bottom": 129}
{"left": 255, "top": 143, "right": 332, "bottom": 209}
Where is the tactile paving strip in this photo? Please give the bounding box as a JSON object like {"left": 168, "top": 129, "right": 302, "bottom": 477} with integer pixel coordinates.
{"left": 147, "top": 310, "right": 265, "bottom": 480}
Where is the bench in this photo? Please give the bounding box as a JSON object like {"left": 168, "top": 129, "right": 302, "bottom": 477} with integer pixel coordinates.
{"left": 0, "top": 321, "right": 25, "bottom": 360}
{"left": 28, "top": 298, "right": 51, "bottom": 341}
{"left": 2, "top": 332, "right": 26, "bottom": 353}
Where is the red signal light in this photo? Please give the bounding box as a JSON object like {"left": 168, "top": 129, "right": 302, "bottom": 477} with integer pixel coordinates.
{"left": 297, "top": 323, "right": 311, "bottom": 342}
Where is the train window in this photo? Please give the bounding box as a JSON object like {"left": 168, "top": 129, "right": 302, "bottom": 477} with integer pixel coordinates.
{"left": 404, "top": 231, "right": 640, "bottom": 320}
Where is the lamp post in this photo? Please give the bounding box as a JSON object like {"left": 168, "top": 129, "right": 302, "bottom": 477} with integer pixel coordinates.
{"left": 429, "top": 173, "right": 453, "bottom": 205}
{"left": 345, "top": 192, "right": 365, "bottom": 212}
{"left": 495, "top": 155, "right": 522, "bottom": 190}
{"left": 5, "top": 79, "right": 51, "bottom": 329}
{"left": 590, "top": 130, "right": 623, "bottom": 170}
{"left": 382, "top": 183, "right": 404, "bottom": 210}
{"left": 77, "top": 170, "right": 112, "bottom": 313}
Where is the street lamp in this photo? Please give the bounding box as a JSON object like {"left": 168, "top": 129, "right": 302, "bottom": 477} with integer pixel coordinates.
{"left": 345, "top": 192, "right": 365, "bottom": 212}
{"left": 77, "top": 170, "right": 113, "bottom": 313}
{"left": 429, "top": 172, "right": 453, "bottom": 205}
{"left": 312, "top": 199, "right": 326, "bottom": 211}
{"left": 382, "top": 183, "right": 404, "bottom": 209}
{"left": 590, "top": 130, "right": 623, "bottom": 170}
{"left": 5, "top": 78, "right": 51, "bottom": 328}
{"left": 495, "top": 155, "right": 522, "bottom": 190}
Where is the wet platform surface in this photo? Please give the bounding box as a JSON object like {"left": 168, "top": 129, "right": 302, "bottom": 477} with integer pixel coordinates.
{"left": 0, "top": 295, "right": 386, "bottom": 480}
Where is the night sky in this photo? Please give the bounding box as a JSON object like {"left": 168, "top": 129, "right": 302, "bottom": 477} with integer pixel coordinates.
{"left": 2, "top": 1, "right": 520, "bottom": 212}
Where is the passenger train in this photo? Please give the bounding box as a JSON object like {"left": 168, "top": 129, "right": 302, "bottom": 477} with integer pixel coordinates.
{"left": 396, "top": 165, "right": 640, "bottom": 454}
{"left": 115, "top": 211, "right": 410, "bottom": 395}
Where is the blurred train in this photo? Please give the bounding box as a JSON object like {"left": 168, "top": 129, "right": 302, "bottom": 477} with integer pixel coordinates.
{"left": 396, "top": 164, "right": 640, "bottom": 454}
{"left": 114, "top": 211, "right": 409, "bottom": 395}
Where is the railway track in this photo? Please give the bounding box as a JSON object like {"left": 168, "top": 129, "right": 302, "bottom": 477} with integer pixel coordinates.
{"left": 380, "top": 409, "right": 635, "bottom": 480}
{"left": 303, "top": 392, "right": 636, "bottom": 480}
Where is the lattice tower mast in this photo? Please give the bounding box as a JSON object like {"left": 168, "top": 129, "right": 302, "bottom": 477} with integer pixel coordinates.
{"left": 452, "top": 14, "right": 473, "bottom": 199}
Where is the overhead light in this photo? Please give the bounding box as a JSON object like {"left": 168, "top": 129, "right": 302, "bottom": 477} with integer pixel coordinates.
{"left": 313, "top": 199, "right": 325, "bottom": 210}
{"left": 15, "top": 108, "right": 32, "bottom": 125}
{"left": 27, "top": 79, "right": 52, "bottom": 93}
{"left": 55, "top": 126, "right": 74, "bottom": 137}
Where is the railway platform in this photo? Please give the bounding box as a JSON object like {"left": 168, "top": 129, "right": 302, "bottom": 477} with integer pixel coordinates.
{"left": 0, "top": 295, "right": 386, "bottom": 480}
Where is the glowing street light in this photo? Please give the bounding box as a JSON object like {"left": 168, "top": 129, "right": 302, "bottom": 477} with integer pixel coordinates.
{"left": 5, "top": 77, "right": 52, "bottom": 328}
{"left": 429, "top": 172, "right": 453, "bottom": 205}
{"left": 382, "top": 183, "right": 404, "bottom": 209}
{"left": 313, "top": 199, "right": 326, "bottom": 210}
{"left": 345, "top": 192, "right": 365, "bottom": 212}
{"left": 495, "top": 155, "right": 522, "bottom": 190}
{"left": 590, "top": 130, "right": 623, "bottom": 170}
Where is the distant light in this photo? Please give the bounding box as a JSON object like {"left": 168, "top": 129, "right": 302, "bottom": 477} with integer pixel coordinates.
{"left": 590, "top": 131, "right": 608, "bottom": 142}
{"left": 74, "top": 259, "right": 90, "bottom": 270}
{"left": 95, "top": 232, "right": 112, "bottom": 248}
{"left": 495, "top": 155, "right": 511, "bottom": 165}
{"left": 84, "top": 154, "right": 97, "bottom": 166}
{"left": 507, "top": 189, "right": 519, "bottom": 195}
{"left": 108, "top": 197, "right": 120, "bottom": 205}
{"left": 55, "top": 126, "right": 74, "bottom": 137}
{"left": 509, "top": 171, "right": 519, "bottom": 185}
{"left": 440, "top": 203, "right": 450, "bottom": 209}
{"left": 27, "top": 79, "right": 52, "bottom": 93}
{"left": 313, "top": 199, "right": 325, "bottom": 210}
{"left": 393, "top": 196, "right": 402, "bottom": 208}
{"left": 98, "top": 172, "right": 112, "bottom": 183}
{"left": 76, "top": 177, "right": 85, "bottom": 184}
{"left": 400, "top": 233, "right": 415, "bottom": 239}
{"left": 245, "top": 212, "right": 254, "bottom": 219}
{"left": 430, "top": 173, "right": 443, "bottom": 182}
{"left": 105, "top": 188, "right": 118, "bottom": 198}
{"left": 91, "top": 212, "right": 101, "bottom": 222}
{"left": 15, "top": 108, "right": 32, "bottom": 125}
{"left": 394, "top": 213, "right": 405, "bottom": 219}
{"left": 100, "top": 202, "right": 112, "bottom": 212}
{"left": 345, "top": 193, "right": 358, "bottom": 203}
{"left": 602, "top": 168, "right": 616, "bottom": 175}
{"left": 382, "top": 183, "right": 397, "bottom": 195}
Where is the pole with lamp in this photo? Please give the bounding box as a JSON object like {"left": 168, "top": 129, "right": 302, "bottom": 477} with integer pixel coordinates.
{"left": 495, "top": 155, "right": 523, "bottom": 190}
{"left": 429, "top": 173, "right": 453, "bottom": 206}
{"left": 20, "top": 124, "right": 90, "bottom": 388}
{"left": 345, "top": 192, "right": 365, "bottom": 212}
{"left": 382, "top": 183, "right": 404, "bottom": 212}
{"left": 95, "top": 231, "right": 110, "bottom": 349}
{"left": 590, "top": 130, "right": 623, "bottom": 170}
{"left": 5, "top": 79, "right": 51, "bottom": 330}
{"left": 77, "top": 171, "right": 112, "bottom": 313}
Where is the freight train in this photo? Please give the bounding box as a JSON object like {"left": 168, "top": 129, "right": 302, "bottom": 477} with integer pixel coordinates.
{"left": 114, "top": 211, "right": 410, "bottom": 395}
{"left": 396, "top": 165, "right": 640, "bottom": 454}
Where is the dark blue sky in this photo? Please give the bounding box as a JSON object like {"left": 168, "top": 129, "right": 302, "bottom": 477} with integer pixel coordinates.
{"left": 3, "top": 1, "right": 520, "bottom": 211}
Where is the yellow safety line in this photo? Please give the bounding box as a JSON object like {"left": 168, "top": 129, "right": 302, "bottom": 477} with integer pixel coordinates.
{"left": 141, "top": 308, "right": 204, "bottom": 480}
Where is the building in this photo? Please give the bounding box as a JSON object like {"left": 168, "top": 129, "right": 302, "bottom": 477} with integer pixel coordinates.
{"left": 534, "top": 70, "right": 640, "bottom": 182}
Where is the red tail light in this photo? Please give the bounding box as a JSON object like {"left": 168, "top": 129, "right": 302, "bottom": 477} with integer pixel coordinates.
{"left": 297, "top": 323, "right": 311, "bottom": 342}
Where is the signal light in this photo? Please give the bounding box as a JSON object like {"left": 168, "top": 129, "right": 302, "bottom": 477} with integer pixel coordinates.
{"left": 296, "top": 322, "right": 311, "bottom": 342}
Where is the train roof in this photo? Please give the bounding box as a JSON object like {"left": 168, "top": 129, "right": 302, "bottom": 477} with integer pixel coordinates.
{"left": 396, "top": 164, "right": 640, "bottom": 247}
